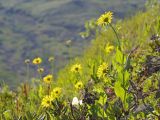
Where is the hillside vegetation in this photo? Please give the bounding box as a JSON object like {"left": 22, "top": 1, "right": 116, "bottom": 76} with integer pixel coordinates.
{"left": 0, "top": 1, "right": 160, "bottom": 120}
{"left": 0, "top": 0, "right": 146, "bottom": 88}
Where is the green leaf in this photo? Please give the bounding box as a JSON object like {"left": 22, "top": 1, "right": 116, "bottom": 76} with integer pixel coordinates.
{"left": 124, "top": 55, "right": 131, "bottom": 71}
{"left": 117, "top": 71, "right": 123, "bottom": 83}
{"left": 115, "top": 48, "right": 123, "bottom": 64}
{"left": 124, "top": 70, "right": 130, "bottom": 86}
{"left": 97, "top": 95, "right": 107, "bottom": 106}
{"left": 114, "top": 81, "right": 125, "bottom": 102}
{"left": 3, "top": 110, "right": 12, "bottom": 120}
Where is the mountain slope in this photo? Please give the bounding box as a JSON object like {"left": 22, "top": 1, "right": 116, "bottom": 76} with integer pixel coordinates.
{"left": 0, "top": 0, "right": 146, "bottom": 88}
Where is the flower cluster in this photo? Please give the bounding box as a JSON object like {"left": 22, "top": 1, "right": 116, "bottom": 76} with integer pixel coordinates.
{"left": 41, "top": 87, "right": 62, "bottom": 108}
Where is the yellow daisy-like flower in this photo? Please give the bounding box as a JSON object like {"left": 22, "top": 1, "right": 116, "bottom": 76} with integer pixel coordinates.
{"left": 32, "top": 57, "right": 42, "bottom": 65}
{"left": 41, "top": 95, "right": 52, "bottom": 108}
{"left": 105, "top": 43, "right": 114, "bottom": 53}
{"left": 97, "top": 62, "right": 109, "bottom": 79}
{"left": 43, "top": 74, "right": 53, "bottom": 84}
{"left": 75, "top": 81, "right": 83, "bottom": 90}
{"left": 97, "top": 11, "right": 113, "bottom": 26}
{"left": 37, "top": 68, "right": 44, "bottom": 73}
{"left": 48, "top": 57, "right": 54, "bottom": 62}
{"left": 51, "top": 87, "right": 62, "bottom": 98}
{"left": 71, "top": 64, "right": 82, "bottom": 73}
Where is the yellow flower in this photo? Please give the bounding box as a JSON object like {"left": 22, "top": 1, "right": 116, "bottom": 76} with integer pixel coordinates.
{"left": 48, "top": 57, "right": 54, "bottom": 62}
{"left": 41, "top": 95, "right": 52, "bottom": 108}
{"left": 37, "top": 68, "right": 44, "bottom": 73}
{"left": 32, "top": 57, "right": 42, "bottom": 65}
{"left": 51, "top": 87, "right": 62, "bottom": 98}
{"left": 105, "top": 43, "right": 114, "bottom": 53}
{"left": 43, "top": 74, "right": 53, "bottom": 84}
{"left": 75, "top": 81, "right": 83, "bottom": 90}
{"left": 97, "top": 11, "right": 113, "bottom": 26}
{"left": 97, "top": 62, "right": 109, "bottom": 79}
{"left": 71, "top": 64, "right": 82, "bottom": 73}
{"left": 24, "top": 59, "right": 30, "bottom": 64}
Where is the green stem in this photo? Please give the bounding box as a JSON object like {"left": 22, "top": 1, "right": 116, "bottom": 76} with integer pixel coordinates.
{"left": 103, "top": 95, "right": 105, "bottom": 120}
{"left": 122, "top": 54, "right": 125, "bottom": 87}
{"left": 70, "top": 103, "right": 76, "bottom": 120}
{"left": 38, "top": 65, "right": 42, "bottom": 81}
{"left": 109, "top": 23, "right": 121, "bottom": 51}
{"left": 26, "top": 64, "right": 30, "bottom": 82}
{"left": 68, "top": 45, "right": 71, "bottom": 63}
{"left": 24, "top": 63, "right": 30, "bottom": 99}
{"left": 50, "top": 62, "right": 54, "bottom": 76}
{"left": 122, "top": 50, "right": 127, "bottom": 111}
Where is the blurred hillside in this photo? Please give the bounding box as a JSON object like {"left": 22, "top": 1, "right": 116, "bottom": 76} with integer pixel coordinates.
{"left": 0, "top": 0, "right": 146, "bottom": 88}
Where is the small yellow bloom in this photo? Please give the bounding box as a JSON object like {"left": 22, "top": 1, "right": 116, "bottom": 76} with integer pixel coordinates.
{"left": 41, "top": 95, "right": 52, "bottom": 108}
{"left": 105, "top": 43, "right": 114, "bottom": 53}
{"left": 97, "top": 62, "right": 109, "bottom": 79}
{"left": 32, "top": 57, "right": 42, "bottom": 65}
{"left": 71, "top": 64, "right": 82, "bottom": 73}
{"left": 97, "top": 11, "right": 113, "bottom": 26}
{"left": 24, "top": 59, "right": 30, "bottom": 64}
{"left": 37, "top": 68, "right": 44, "bottom": 73}
{"left": 43, "top": 74, "right": 53, "bottom": 84}
{"left": 75, "top": 81, "right": 83, "bottom": 90}
{"left": 51, "top": 87, "right": 62, "bottom": 98}
{"left": 48, "top": 57, "right": 54, "bottom": 62}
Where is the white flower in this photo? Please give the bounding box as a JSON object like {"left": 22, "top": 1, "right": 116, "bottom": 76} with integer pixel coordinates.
{"left": 79, "top": 100, "right": 83, "bottom": 105}
{"left": 72, "top": 97, "right": 79, "bottom": 105}
{"left": 72, "top": 97, "right": 83, "bottom": 106}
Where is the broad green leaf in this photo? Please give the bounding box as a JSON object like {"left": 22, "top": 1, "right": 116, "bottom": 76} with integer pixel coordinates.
{"left": 124, "top": 70, "right": 130, "bottom": 86}
{"left": 114, "top": 81, "right": 125, "bottom": 102}
{"left": 117, "top": 71, "right": 123, "bottom": 83}
{"left": 115, "top": 48, "right": 124, "bottom": 64}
